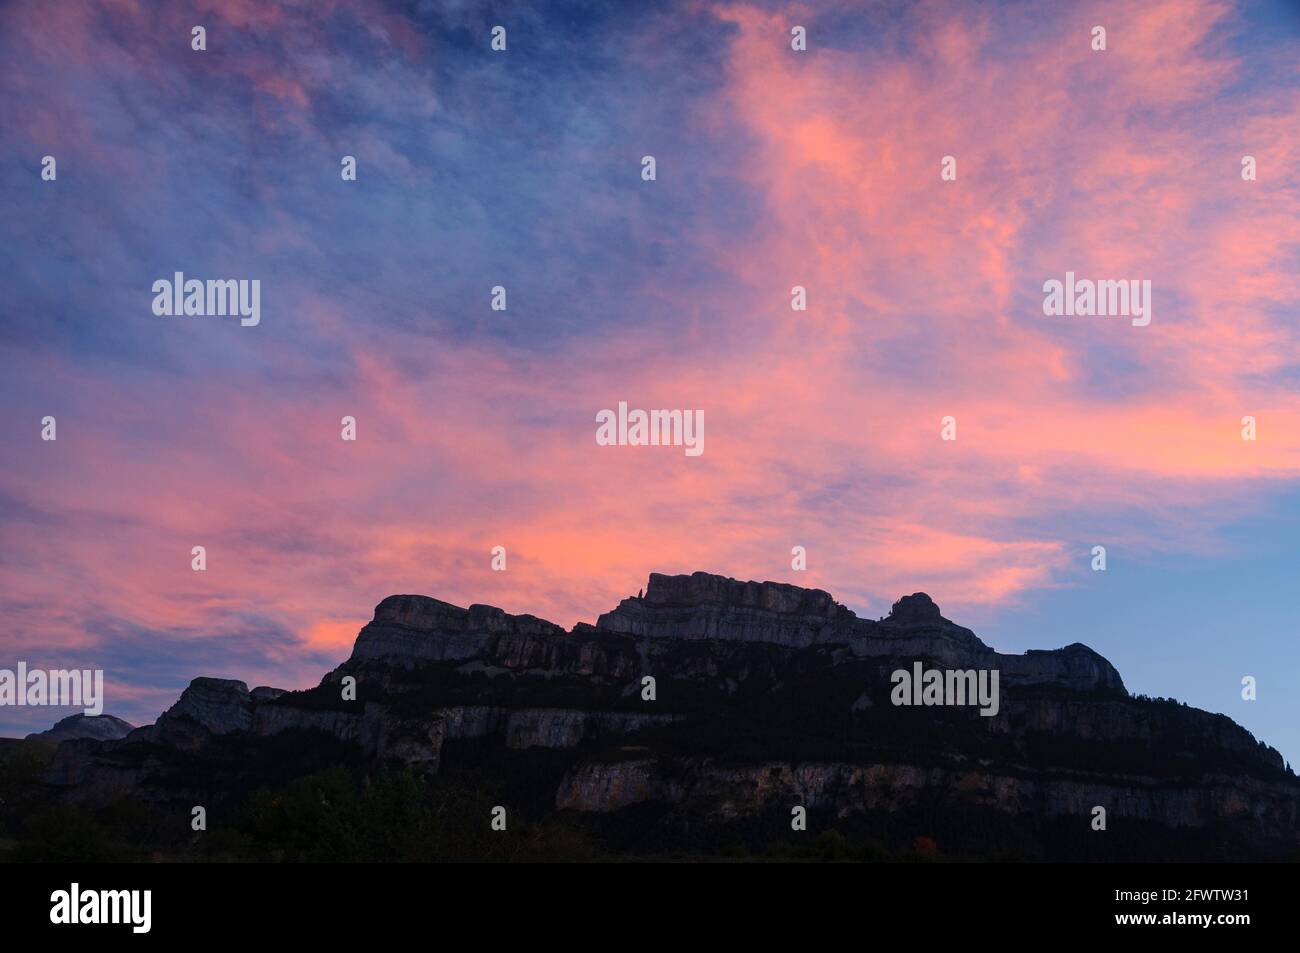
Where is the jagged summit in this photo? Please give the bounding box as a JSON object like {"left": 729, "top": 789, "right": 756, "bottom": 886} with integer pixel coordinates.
{"left": 342, "top": 571, "right": 1125, "bottom": 695}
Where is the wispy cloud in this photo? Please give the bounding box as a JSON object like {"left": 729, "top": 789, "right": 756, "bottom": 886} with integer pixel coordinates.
{"left": 1, "top": 0, "right": 1296, "bottom": 733}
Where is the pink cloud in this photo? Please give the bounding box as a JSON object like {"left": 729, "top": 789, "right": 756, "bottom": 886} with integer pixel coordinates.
{"left": 2, "top": 0, "right": 1297, "bottom": 721}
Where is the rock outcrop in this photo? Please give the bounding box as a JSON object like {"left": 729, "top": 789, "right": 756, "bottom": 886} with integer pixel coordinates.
{"left": 596, "top": 571, "right": 854, "bottom": 646}
{"left": 350, "top": 595, "right": 567, "bottom": 663}
{"left": 12, "top": 571, "right": 1297, "bottom": 861}
{"left": 156, "top": 677, "right": 256, "bottom": 736}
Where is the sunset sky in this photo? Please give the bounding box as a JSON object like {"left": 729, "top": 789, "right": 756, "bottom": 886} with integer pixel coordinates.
{"left": 2, "top": 0, "right": 1298, "bottom": 762}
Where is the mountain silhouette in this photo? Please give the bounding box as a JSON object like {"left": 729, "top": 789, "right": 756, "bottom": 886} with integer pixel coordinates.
{"left": 5, "top": 572, "right": 1297, "bottom": 862}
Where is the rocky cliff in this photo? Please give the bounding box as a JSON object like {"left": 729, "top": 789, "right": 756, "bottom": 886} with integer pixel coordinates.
{"left": 9, "top": 571, "right": 1298, "bottom": 861}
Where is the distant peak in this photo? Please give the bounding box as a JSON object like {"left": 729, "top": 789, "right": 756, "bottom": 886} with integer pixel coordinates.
{"left": 26, "top": 712, "right": 134, "bottom": 743}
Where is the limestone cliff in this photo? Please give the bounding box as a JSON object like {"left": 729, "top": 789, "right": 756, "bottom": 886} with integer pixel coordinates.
{"left": 15, "top": 571, "right": 1299, "bottom": 861}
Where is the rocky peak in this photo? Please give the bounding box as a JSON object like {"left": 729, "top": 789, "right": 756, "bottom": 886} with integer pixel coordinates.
{"left": 643, "top": 571, "right": 842, "bottom": 615}
{"left": 596, "top": 572, "right": 853, "bottom": 647}
{"left": 886, "top": 592, "right": 943, "bottom": 625}
{"left": 351, "top": 594, "right": 567, "bottom": 663}
{"left": 373, "top": 594, "right": 467, "bottom": 630}
{"left": 157, "top": 677, "right": 254, "bottom": 735}
{"left": 1002, "top": 643, "right": 1127, "bottom": 693}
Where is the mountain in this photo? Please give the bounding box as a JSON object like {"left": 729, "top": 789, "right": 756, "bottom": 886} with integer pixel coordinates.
{"left": 24, "top": 713, "right": 134, "bottom": 744}
{"left": 5, "top": 571, "right": 1297, "bottom": 862}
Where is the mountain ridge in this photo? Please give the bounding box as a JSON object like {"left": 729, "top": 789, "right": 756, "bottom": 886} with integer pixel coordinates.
{"left": 5, "top": 571, "right": 1296, "bottom": 862}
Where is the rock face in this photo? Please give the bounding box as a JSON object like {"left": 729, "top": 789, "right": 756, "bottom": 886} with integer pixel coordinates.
{"left": 19, "top": 571, "right": 1300, "bottom": 861}
{"left": 596, "top": 571, "right": 853, "bottom": 646}
{"left": 25, "top": 713, "right": 133, "bottom": 744}
{"left": 351, "top": 595, "right": 567, "bottom": 663}
{"left": 554, "top": 759, "right": 1300, "bottom": 832}
{"left": 595, "top": 573, "right": 1126, "bottom": 694}
{"left": 156, "top": 678, "right": 256, "bottom": 736}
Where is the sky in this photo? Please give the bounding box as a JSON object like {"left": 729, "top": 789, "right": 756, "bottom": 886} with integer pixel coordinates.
{"left": 1, "top": 0, "right": 1298, "bottom": 762}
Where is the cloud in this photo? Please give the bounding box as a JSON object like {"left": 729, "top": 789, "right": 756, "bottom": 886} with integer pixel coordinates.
{"left": 0, "top": 0, "right": 1296, "bottom": 730}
